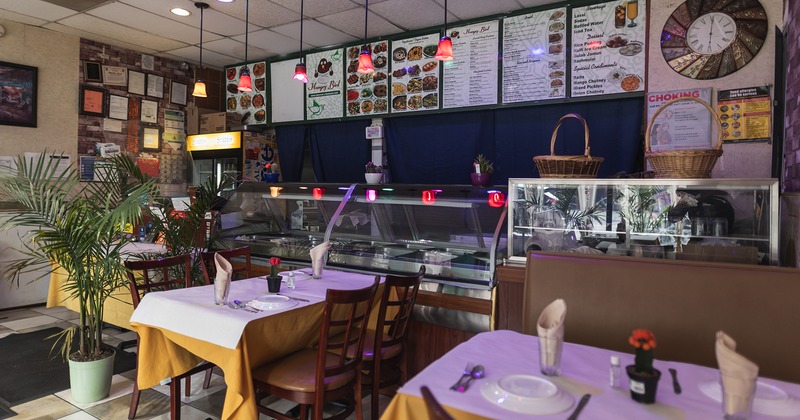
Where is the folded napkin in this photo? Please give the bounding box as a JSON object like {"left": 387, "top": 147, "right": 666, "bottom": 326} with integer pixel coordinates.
{"left": 716, "top": 331, "right": 759, "bottom": 416}
{"left": 537, "top": 299, "right": 567, "bottom": 366}
{"left": 310, "top": 241, "right": 331, "bottom": 279}
{"left": 214, "top": 253, "right": 232, "bottom": 304}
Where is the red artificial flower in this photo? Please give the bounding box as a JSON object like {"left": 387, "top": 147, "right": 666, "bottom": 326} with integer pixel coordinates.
{"left": 269, "top": 257, "right": 281, "bottom": 267}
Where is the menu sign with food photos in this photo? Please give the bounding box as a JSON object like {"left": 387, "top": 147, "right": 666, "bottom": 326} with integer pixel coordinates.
{"left": 717, "top": 87, "right": 771, "bottom": 143}
{"left": 345, "top": 41, "right": 389, "bottom": 117}
{"left": 225, "top": 61, "right": 267, "bottom": 124}
{"left": 502, "top": 7, "right": 568, "bottom": 103}
{"left": 389, "top": 33, "right": 440, "bottom": 113}
{"left": 305, "top": 48, "right": 344, "bottom": 120}
{"left": 571, "top": 0, "right": 646, "bottom": 97}
{"left": 443, "top": 20, "right": 500, "bottom": 109}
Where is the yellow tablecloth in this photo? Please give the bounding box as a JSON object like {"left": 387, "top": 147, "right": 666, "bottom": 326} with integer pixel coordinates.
{"left": 46, "top": 267, "right": 134, "bottom": 330}
{"left": 381, "top": 393, "right": 486, "bottom": 420}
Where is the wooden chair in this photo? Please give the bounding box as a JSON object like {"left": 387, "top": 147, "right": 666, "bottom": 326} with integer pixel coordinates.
{"left": 199, "top": 245, "right": 252, "bottom": 285}
{"left": 125, "top": 254, "right": 214, "bottom": 420}
{"left": 361, "top": 266, "right": 424, "bottom": 419}
{"left": 420, "top": 386, "right": 454, "bottom": 420}
{"left": 252, "top": 279, "right": 379, "bottom": 420}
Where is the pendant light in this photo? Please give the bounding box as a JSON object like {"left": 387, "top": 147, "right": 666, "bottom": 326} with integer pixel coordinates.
{"left": 356, "top": 0, "right": 374, "bottom": 74}
{"left": 237, "top": 0, "right": 252, "bottom": 92}
{"left": 192, "top": 2, "right": 209, "bottom": 98}
{"left": 435, "top": 0, "right": 454, "bottom": 61}
{"left": 293, "top": 0, "right": 308, "bottom": 83}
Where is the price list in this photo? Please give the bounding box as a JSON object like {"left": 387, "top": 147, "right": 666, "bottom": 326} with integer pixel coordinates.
{"left": 443, "top": 20, "right": 500, "bottom": 109}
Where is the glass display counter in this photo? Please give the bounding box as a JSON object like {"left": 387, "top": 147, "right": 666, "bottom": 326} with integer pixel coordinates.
{"left": 215, "top": 183, "right": 508, "bottom": 289}
{"left": 507, "top": 178, "right": 779, "bottom": 265}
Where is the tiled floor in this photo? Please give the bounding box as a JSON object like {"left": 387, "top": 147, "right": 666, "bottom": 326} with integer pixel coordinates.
{"left": 0, "top": 305, "right": 392, "bottom": 419}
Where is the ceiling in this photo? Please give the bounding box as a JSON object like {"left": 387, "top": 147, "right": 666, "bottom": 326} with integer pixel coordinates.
{"left": 0, "top": 0, "right": 558, "bottom": 69}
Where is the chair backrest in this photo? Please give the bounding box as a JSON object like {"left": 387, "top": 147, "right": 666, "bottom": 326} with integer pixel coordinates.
{"left": 199, "top": 246, "right": 252, "bottom": 285}
{"left": 315, "top": 279, "right": 379, "bottom": 407}
{"left": 125, "top": 254, "right": 192, "bottom": 308}
{"left": 374, "top": 266, "right": 424, "bottom": 356}
{"left": 420, "top": 386, "right": 454, "bottom": 420}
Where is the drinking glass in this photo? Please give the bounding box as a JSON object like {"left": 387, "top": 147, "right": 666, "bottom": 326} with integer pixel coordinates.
{"left": 615, "top": 4, "right": 627, "bottom": 29}
{"left": 722, "top": 383, "right": 755, "bottom": 419}
{"left": 627, "top": 0, "right": 638, "bottom": 27}
{"left": 539, "top": 335, "right": 563, "bottom": 376}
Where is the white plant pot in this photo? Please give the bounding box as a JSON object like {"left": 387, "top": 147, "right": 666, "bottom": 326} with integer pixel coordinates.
{"left": 365, "top": 173, "right": 382, "bottom": 184}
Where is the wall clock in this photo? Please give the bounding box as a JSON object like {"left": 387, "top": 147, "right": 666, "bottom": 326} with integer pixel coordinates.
{"left": 660, "top": 0, "right": 768, "bottom": 79}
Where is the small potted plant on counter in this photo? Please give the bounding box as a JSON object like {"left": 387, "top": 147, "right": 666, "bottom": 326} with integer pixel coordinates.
{"left": 626, "top": 328, "right": 661, "bottom": 404}
{"left": 471, "top": 154, "right": 493, "bottom": 187}
{"left": 365, "top": 161, "right": 383, "bottom": 184}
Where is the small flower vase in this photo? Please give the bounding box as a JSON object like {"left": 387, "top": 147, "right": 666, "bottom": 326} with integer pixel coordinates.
{"left": 264, "top": 173, "right": 280, "bottom": 183}
{"left": 267, "top": 276, "right": 282, "bottom": 293}
{"left": 626, "top": 365, "right": 661, "bottom": 404}
{"left": 470, "top": 173, "right": 491, "bottom": 187}
{"left": 365, "top": 173, "right": 382, "bottom": 184}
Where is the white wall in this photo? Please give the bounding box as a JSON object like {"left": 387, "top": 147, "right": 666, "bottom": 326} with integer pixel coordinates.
{"left": 0, "top": 215, "right": 51, "bottom": 309}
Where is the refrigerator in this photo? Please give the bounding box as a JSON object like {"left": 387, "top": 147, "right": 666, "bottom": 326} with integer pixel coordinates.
{"left": 187, "top": 131, "right": 279, "bottom": 190}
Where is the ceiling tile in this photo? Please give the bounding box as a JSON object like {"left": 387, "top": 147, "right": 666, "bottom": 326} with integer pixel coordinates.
{"left": 0, "top": 0, "right": 77, "bottom": 21}
{"left": 269, "top": 0, "right": 359, "bottom": 18}
{"left": 55, "top": 14, "right": 187, "bottom": 51}
{"left": 316, "top": 9, "right": 402, "bottom": 39}
{"left": 42, "top": 22, "right": 159, "bottom": 54}
{"left": 163, "top": 46, "right": 238, "bottom": 69}
{"left": 0, "top": 10, "right": 48, "bottom": 26}
{"left": 349, "top": 0, "right": 392, "bottom": 5}
{"left": 211, "top": 0, "right": 299, "bottom": 28}
{"left": 202, "top": 37, "right": 272, "bottom": 61}
{"left": 370, "top": 0, "right": 456, "bottom": 31}
{"left": 87, "top": 3, "right": 222, "bottom": 45}
{"left": 235, "top": 28, "right": 309, "bottom": 55}
{"left": 118, "top": 0, "right": 249, "bottom": 37}
{"left": 270, "top": 20, "right": 357, "bottom": 49}
{"left": 430, "top": 0, "right": 522, "bottom": 20}
{"left": 517, "top": 0, "right": 559, "bottom": 8}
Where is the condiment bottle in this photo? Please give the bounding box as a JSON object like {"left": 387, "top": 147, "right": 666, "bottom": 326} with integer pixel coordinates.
{"left": 610, "top": 355, "right": 622, "bottom": 389}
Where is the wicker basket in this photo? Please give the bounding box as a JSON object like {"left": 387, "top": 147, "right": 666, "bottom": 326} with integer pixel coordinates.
{"left": 645, "top": 97, "right": 723, "bottom": 178}
{"left": 533, "top": 113, "right": 603, "bottom": 178}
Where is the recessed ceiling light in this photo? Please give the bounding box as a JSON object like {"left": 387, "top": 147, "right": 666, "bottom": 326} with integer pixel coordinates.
{"left": 217, "top": 0, "right": 234, "bottom": 3}
{"left": 170, "top": 7, "right": 191, "bottom": 16}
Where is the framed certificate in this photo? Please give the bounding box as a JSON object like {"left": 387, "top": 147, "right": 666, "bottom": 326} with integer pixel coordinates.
{"left": 107, "top": 94, "right": 129, "bottom": 120}
{"left": 128, "top": 70, "right": 145, "bottom": 95}
{"left": 170, "top": 81, "right": 187, "bottom": 106}
{"left": 102, "top": 66, "right": 127, "bottom": 86}
{"left": 140, "top": 99, "right": 158, "bottom": 123}
{"left": 83, "top": 61, "right": 103, "bottom": 83}
{"left": 140, "top": 125, "right": 161, "bottom": 151}
{"left": 146, "top": 74, "right": 164, "bottom": 98}
{"left": 79, "top": 85, "right": 106, "bottom": 117}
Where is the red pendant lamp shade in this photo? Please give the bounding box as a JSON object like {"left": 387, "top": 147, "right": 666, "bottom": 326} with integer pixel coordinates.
{"left": 192, "top": 2, "right": 209, "bottom": 98}
{"left": 293, "top": 62, "right": 309, "bottom": 83}
{"left": 357, "top": 49, "right": 374, "bottom": 74}
{"left": 237, "top": 0, "right": 252, "bottom": 92}
{"left": 238, "top": 70, "right": 252, "bottom": 92}
{"left": 435, "top": 36, "right": 454, "bottom": 61}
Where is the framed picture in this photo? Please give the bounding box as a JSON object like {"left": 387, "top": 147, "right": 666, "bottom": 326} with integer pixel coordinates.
{"left": 140, "top": 99, "right": 158, "bottom": 123}
{"left": 108, "top": 94, "right": 129, "bottom": 120}
{"left": 128, "top": 70, "right": 145, "bottom": 95}
{"left": 102, "top": 65, "right": 127, "bottom": 86}
{"left": 170, "top": 81, "right": 187, "bottom": 106}
{"left": 146, "top": 74, "right": 164, "bottom": 98}
{"left": 0, "top": 61, "right": 38, "bottom": 127}
{"left": 83, "top": 61, "right": 103, "bottom": 83}
{"left": 79, "top": 85, "right": 106, "bottom": 117}
{"left": 140, "top": 125, "right": 161, "bottom": 151}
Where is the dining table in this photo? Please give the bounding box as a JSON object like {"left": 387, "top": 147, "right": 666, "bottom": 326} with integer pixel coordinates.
{"left": 381, "top": 330, "right": 800, "bottom": 419}
{"left": 129, "top": 269, "right": 381, "bottom": 420}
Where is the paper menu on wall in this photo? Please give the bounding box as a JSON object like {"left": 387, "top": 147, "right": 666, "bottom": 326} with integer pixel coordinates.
{"left": 389, "top": 33, "right": 441, "bottom": 113}
{"left": 503, "top": 8, "right": 568, "bottom": 103}
{"left": 0, "top": 156, "right": 17, "bottom": 178}
{"left": 306, "top": 48, "right": 344, "bottom": 120}
{"left": 443, "top": 20, "right": 500, "bottom": 109}
{"left": 571, "top": 0, "right": 647, "bottom": 97}
{"left": 23, "top": 152, "right": 71, "bottom": 178}
{"left": 345, "top": 41, "right": 389, "bottom": 117}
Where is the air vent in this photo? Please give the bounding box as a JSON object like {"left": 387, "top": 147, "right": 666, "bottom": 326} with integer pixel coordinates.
{"left": 41, "top": 0, "right": 108, "bottom": 12}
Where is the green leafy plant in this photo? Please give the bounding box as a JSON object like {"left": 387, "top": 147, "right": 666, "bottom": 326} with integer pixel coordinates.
{"left": 0, "top": 152, "right": 157, "bottom": 361}
{"left": 615, "top": 186, "right": 670, "bottom": 234}
{"left": 474, "top": 154, "right": 494, "bottom": 174}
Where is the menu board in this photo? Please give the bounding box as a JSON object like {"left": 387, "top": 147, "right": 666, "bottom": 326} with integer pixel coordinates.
{"left": 571, "top": 0, "right": 646, "bottom": 97}
{"left": 389, "top": 33, "right": 440, "bottom": 113}
{"left": 224, "top": 61, "right": 267, "bottom": 124}
{"left": 443, "top": 20, "right": 500, "bottom": 109}
{"left": 305, "top": 48, "right": 344, "bottom": 120}
{"left": 502, "top": 8, "right": 568, "bottom": 103}
{"left": 717, "top": 87, "right": 771, "bottom": 143}
{"left": 345, "top": 41, "right": 389, "bottom": 117}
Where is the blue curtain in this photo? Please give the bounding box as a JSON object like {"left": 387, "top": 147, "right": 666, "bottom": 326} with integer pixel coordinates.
{"left": 274, "top": 125, "right": 307, "bottom": 182}
{"left": 308, "top": 119, "right": 371, "bottom": 182}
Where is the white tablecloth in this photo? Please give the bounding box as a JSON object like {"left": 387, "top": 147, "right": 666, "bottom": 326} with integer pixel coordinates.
{"left": 129, "top": 270, "right": 378, "bottom": 349}
{"left": 394, "top": 330, "right": 800, "bottom": 419}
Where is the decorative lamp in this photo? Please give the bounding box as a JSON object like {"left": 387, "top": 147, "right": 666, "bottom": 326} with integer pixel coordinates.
{"left": 237, "top": 0, "right": 252, "bottom": 92}
{"left": 293, "top": 0, "right": 308, "bottom": 83}
{"left": 356, "top": 0, "right": 374, "bottom": 74}
{"left": 435, "top": 0, "right": 454, "bottom": 61}
{"left": 192, "top": 2, "right": 209, "bottom": 98}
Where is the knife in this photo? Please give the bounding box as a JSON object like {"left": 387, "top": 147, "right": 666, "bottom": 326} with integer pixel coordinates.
{"left": 668, "top": 368, "right": 682, "bottom": 394}
{"left": 567, "top": 394, "right": 591, "bottom": 420}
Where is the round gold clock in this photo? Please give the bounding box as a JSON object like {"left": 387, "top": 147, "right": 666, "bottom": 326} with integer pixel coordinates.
{"left": 660, "top": 0, "right": 768, "bottom": 79}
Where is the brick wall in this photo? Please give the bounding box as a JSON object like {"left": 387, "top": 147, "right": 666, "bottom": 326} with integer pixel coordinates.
{"left": 784, "top": 1, "right": 800, "bottom": 192}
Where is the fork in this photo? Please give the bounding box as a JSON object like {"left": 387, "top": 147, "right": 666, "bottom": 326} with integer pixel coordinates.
{"left": 450, "top": 363, "right": 474, "bottom": 391}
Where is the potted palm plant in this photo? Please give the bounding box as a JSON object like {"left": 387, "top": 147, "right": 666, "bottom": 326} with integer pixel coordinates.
{"left": 0, "top": 152, "right": 157, "bottom": 403}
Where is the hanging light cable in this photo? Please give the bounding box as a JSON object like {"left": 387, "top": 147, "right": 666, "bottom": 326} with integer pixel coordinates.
{"left": 192, "top": 2, "right": 209, "bottom": 97}
{"left": 435, "top": 0, "right": 454, "bottom": 61}
{"left": 293, "top": 0, "right": 308, "bottom": 83}
{"left": 356, "top": 0, "right": 374, "bottom": 74}
{"left": 237, "top": 0, "right": 252, "bottom": 91}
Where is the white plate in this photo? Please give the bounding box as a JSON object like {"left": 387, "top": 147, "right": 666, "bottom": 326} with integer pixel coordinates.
{"left": 480, "top": 375, "right": 574, "bottom": 415}
{"left": 248, "top": 295, "right": 298, "bottom": 311}
{"left": 699, "top": 380, "right": 800, "bottom": 417}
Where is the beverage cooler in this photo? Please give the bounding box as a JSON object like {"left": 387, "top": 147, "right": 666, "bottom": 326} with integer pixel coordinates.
{"left": 187, "top": 131, "right": 280, "bottom": 191}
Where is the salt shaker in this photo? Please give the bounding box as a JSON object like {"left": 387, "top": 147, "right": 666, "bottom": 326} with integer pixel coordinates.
{"left": 610, "top": 355, "right": 622, "bottom": 389}
{"left": 287, "top": 272, "right": 296, "bottom": 289}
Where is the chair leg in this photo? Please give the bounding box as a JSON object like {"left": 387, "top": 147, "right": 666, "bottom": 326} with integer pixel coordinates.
{"left": 184, "top": 375, "right": 191, "bottom": 398}
{"left": 203, "top": 367, "right": 213, "bottom": 389}
{"left": 169, "top": 378, "right": 181, "bottom": 420}
{"left": 356, "top": 370, "right": 365, "bottom": 420}
{"left": 128, "top": 382, "right": 140, "bottom": 419}
{"left": 371, "top": 360, "right": 380, "bottom": 420}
